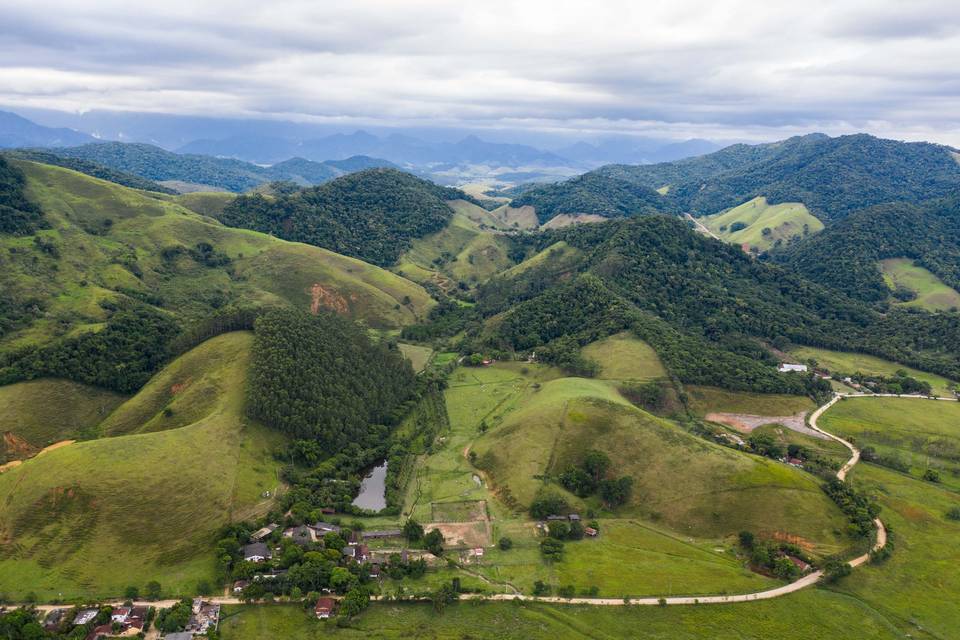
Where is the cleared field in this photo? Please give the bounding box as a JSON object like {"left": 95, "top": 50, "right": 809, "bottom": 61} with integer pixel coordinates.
{"left": 0, "top": 332, "right": 285, "bottom": 600}
{"left": 487, "top": 204, "right": 540, "bottom": 230}
{"left": 472, "top": 377, "right": 849, "bottom": 554}
{"left": 581, "top": 332, "right": 667, "bottom": 380}
{"left": 170, "top": 191, "right": 237, "bottom": 218}
{"left": 788, "top": 345, "right": 956, "bottom": 397}
{"left": 479, "top": 518, "right": 775, "bottom": 597}
{"left": 2, "top": 160, "right": 431, "bottom": 352}
{"left": 218, "top": 592, "right": 902, "bottom": 639}
{"left": 0, "top": 380, "right": 126, "bottom": 460}
{"left": 841, "top": 462, "right": 960, "bottom": 639}
{"left": 500, "top": 241, "right": 582, "bottom": 279}
{"left": 880, "top": 258, "right": 960, "bottom": 311}
{"left": 702, "top": 197, "right": 823, "bottom": 252}
{"left": 821, "top": 397, "right": 960, "bottom": 491}
{"left": 685, "top": 386, "right": 815, "bottom": 417}
{"left": 398, "top": 343, "right": 433, "bottom": 372}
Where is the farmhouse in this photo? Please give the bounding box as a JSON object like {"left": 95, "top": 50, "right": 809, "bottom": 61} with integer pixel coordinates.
{"left": 315, "top": 597, "right": 336, "bottom": 619}
{"left": 786, "top": 555, "right": 812, "bottom": 573}
{"left": 243, "top": 542, "right": 272, "bottom": 562}
{"left": 361, "top": 529, "right": 402, "bottom": 539}
{"left": 250, "top": 523, "right": 279, "bottom": 542}
{"left": 110, "top": 607, "right": 130, "bottom": 623}
{"left": 778, "top": 363, "right": 808, "bottom": 373}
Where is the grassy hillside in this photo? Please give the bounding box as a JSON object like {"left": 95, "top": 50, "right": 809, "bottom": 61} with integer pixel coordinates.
{"left": 395, "top": 201, "right": 516, "bottom": 291}
{"left": 684, "top": 386, "right": 815, "bottom": 417}
{"left": 0, "top": 379, "right": 127, "bottom": 461}
{"left": 218, "top": 594, "right": 903, "bottom": 640}
{"left": 702, "top": 197, "right": 823, "bottom": 252}
{"left": 472, "top": 374, "right": 849, "bottom": 553}
{"left": 171, "top": 191, "right": 237, "bottom": 218}
{"left": 787, "top": 346, "right": 956, "bottom": 396}
{"left": 580, "top": 332, "right": 666, "bottom": 381}
{"left": 0, "top": 160, "right": 431, "bottom": 352}
{"left": 0, "top": 332, "right": 285, "bottom": 600}
{"left": 880, "top": 258, "right": 960, "bottom": 311}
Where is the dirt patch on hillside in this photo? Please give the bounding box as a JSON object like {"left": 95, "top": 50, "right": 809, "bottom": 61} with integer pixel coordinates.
{"left": 704, "top": 411, "right": 828, "bottom": 440}
{"left": 425, "top": 520, "right": 492, "bottom": 549}
{"left": 771, "top": 531, "right": 814, "bottom": 551}
{"left": 170, "top": 378, "right": 192, "bottom": 395}
{"left": 36, "top": 440, "right": 75, "bottom": 456}
{"left": 3, "top": 432, "right": 37, "bottom": 459}
{"left": 310, "top": 283, "right": 349, "bottom": 315}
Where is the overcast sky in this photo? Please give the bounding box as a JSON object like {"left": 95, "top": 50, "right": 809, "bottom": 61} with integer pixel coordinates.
{"left": 2, "top": 0, "right": 959, "bottom": 144}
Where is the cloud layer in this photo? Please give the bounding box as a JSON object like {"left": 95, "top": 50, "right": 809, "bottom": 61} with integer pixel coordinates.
{"left": 1, "top": 0, "right": 959, "bottom": 143}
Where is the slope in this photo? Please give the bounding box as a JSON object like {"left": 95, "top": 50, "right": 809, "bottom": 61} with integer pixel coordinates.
{"left": 0, "top": 160, "right": 432, "bottom": 356}
{"left": 471, "top": 377, "right": 850, "bottom": 553}
{"left": 702, "top": 196, "right": 823, "bottom": 252}
{"left": 0, "top": 332, "right": 285, "bottom": 600}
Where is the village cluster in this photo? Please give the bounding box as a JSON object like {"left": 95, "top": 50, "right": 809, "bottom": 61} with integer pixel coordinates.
{"left": 33, "top": 598, "right": 220, "bottom": 640}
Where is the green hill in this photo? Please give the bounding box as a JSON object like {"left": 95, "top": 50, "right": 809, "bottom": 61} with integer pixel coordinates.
{"left": 0, "top": 160, "right": 432, "bottom": 357}
{"left": 702, "top": 197, "right": 823, "bottom": 252}
{"left": 510, "top": 172, "right": 676, "bottom": 223}
{"left": 880, "top": 258, "right": 960, "bottom": 311}
{"left": 0, "top": 332, "right": 285, "bottom": 600}
{"left": 471, "top": 376, "right": 850, "bottom": 553}
{"left": 219, "top": 168, "right": 471, "bottom": 266}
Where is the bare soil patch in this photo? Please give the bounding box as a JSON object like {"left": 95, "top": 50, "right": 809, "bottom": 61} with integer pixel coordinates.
{"left": 704, "top": 411, "right": 828, "bottom": 440}
{"left": 310, "top": 283, "right": 349, "bottom": 315}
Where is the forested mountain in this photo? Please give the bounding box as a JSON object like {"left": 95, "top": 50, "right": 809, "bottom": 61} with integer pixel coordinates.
{"left": 510, "top": 172, "right": 676, "bottom": 223}
{"left": 38, "top": 141, "right": 396, "bottom": 192}
{"left": 514, "top": 134, "right": 960, "bottom": 223}
{"left": 248, "top": 308, "right": 415, "bottom": 449}
{"left": 780, "top": 194, "right": 960, "bottom": 303}
{"left": 219, "top": 168, "right": 469, "bottom": 265}
{"left": 416, "top": 215, "right": 960, "bottom": 388}
{"left": 2, "top": 149, "right": 176, "bottom": 194}
{"left": 0, "top": 156, "right": 46, "bottom": 235}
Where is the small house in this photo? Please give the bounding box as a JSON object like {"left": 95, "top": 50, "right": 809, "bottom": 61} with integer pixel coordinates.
{"left": 546, "top": 515, "right": 566, "bottom": 521}
{"left": 584, "top": 527, "right": 598, "bottom": 537}
{"left": 233, "top": 580, "right": 249, "bottom": 593}
{"left": 568, "top": 514, "right": 581, "bottom": 522}
{"left": 369, "top": 564, "right": 381, "bottom": 579}
{"left": 312, "top": 521, "right": 342, "bottom": 534}
{"left": 110, "top": 607, "right": 131, "bottom": 623}
{"left": 250, "top": 523, "right": 279, "bottom": 542}
{"left": 243, "top": 542, "right": 272, "bottom": 563}
{"left": 786, "top": 555, "right": 811, "bottom": 573}
{"left": 315, "top": 597, "right": 336, "bottom": 619}
{"left": 321, "top": 507, "right": 336, "bottom": 515}
{"left": 342, "top": 546, "right": 357, "bottom": 561}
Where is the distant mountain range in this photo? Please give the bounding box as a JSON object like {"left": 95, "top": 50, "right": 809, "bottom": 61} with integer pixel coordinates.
{"left": 0, "top": 109, "right": 722, "bottom": 179}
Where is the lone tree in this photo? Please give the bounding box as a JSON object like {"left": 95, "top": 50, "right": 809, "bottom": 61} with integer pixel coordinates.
{"left": 403, "top": 519, "right": 424, "bottom": 542}
{"left": 424, "top": 528, "right": 445, "bottom": 556}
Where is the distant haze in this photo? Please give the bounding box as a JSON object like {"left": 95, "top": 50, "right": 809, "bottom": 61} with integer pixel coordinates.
{"left": 1, "top": 0, "right": 959, "bottom": 146}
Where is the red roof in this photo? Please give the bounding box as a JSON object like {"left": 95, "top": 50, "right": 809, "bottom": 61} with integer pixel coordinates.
{"left": 315, "top": 597, "right": 336, "bottom": 613}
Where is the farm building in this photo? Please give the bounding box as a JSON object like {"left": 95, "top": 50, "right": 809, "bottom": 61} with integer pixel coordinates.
{"left": 315, "top": 597, "right": 337, "bottom": 619}
{"left": 312, "top": 521, "right": 342, "bottom": 534}
{"left": 250, "top": 523, "right": 278, "bottom": 541}
{"left": 72, "top": 609, "right": 98, "bottom": 626}
{"left": 361, "top": 529, "right": 402, "bottom": 539}
{"left": 584, "top": 527, "right": 599, "bottom": 537}
{"left": 778, "top": 363, "right": 808, "bottom": 373}
{"left": 243, "top": 542, "right": 272, "bottom": 562}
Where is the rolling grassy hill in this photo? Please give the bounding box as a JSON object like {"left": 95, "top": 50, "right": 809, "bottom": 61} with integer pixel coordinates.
{"left": 880, "top": 258, "right": 960, "bottom": 311}
{"left": 0, "top": 332, "right": 285, "bottom": 600}
{"left": 0, "top": 379, "right": 127, "bottom": 462}
{"left": 580, "top": 332, "right": 666, "bottom": 381}
{"left": 471, "top": 374, "right": 850, "bottom": 554}
{"left": 702, "top": 197, "right": 823, "bottom": 252}
{"left": 0, "top": 160, "right": 432, "bottom": 353}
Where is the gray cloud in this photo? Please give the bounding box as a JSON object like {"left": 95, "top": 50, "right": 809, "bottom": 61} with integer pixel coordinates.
{"left": 0, "top": 0, "right": 958, "bottom": 145}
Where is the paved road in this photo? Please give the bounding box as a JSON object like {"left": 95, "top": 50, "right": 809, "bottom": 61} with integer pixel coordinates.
{"left": 13, "top": 393, "right": 895, "bottom": 612}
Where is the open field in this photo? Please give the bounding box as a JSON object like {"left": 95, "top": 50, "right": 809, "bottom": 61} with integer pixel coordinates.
{"left": 169, "top": 191, "right": 237, "bottom": 218}
{"left": 702, "top": 197, "right": 823, "bottom": 252}
{"left": 499, "top": 241, "right": 582, "bottom": 279}
{"left": 685, "top": 386, "right": 815, "bottom": 417}
{"left": 1, "top": 161, "right": 431, "bottom": 352}
{"left": 787, "top": 345, "right": 957, "bottom": 396}
{"left": 0, "top": 380, "right": 126, "bottom": 461}
{"left": 880, "top": 257, "right": 960, "bottom": 311}
{"left": 466, "top": 372, "right": 849, "bottom": 554}
{"left": 821, "top": 397, "right": 960, "bottom": 491}
{"left": 581, "top": 332, "right": 667, "bottom": 381}
{"left": 217, "top": 592, "right": 903, "bottom": 639}
{"left": 0, "top": 332, "right": 285, "bottom": 600}
{"left": 398, "top": 343, "right": 433, "bottom": 372}
{"left": 839, "top": 462, "right": 960, "bottom": 638}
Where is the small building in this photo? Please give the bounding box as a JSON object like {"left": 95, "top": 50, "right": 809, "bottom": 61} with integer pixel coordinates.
{"left": 285, "top": 525, "right": 318, "bottom": 547}
{"left": 356, "top": 544, "right": 370, "bottom": 562}
{"left": 369, "top": 564, "right": 381, "bottom": 579}
{"left": 584, "top": 527, "right": 599, "bottom": 537}
{"left": 233, "top": 579, "right": 250, "bottom": 593}
{"left": 473, "top": 547, "right": 484, "bottom": 558}
{"left": 568, "top": 514, "right": 581, "bottom": 522}
{"left": 787, "top": 457, "right": 804, "bottom": 466}
{"left": 43, "top": 609, "right": 66, "bottom": 631}
{"left": 243, "top": 542, "right": 272, "bottom": 562}
{"left": 163, "top": 633, "right": 195, "bottom": 640}
{"left": 361, "top": 529, "right": 402, "bottom": 539}
{"left": 110, "top": 607, "right": 131, "bottom": 623}
{"left": 315, "top": 597, "right": 336, "bottom": 619}
{"left": 546, "top": 515, "right": 567, "bottom": 521}
{"left": 321, "top": 507, "right": 336, "bottom": 515}
{"left": 786, "top": 555, "right": 811, "bottom": 573}
{"left": 250, "top": 523, "right": 279, "bottom": 542}
{"left": 778, "top": 363, "right": 808, "bottom": 373}
{"left": 312, "top": 521, "right": 342, "bottom": 534}
{"left": 73, "top": 609, "right": 98, "bottom": 626}
{"left": 342, "top": 546, "right": 357, "bottom": 561}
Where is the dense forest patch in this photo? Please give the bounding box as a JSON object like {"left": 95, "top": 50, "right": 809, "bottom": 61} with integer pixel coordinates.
{"left": 0, "top": 155, "right": 45, "bottom": 234}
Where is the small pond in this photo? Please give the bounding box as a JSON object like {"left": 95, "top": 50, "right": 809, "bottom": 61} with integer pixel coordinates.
{"left": 351, "top": 460, "right": 388, "bottom": 511}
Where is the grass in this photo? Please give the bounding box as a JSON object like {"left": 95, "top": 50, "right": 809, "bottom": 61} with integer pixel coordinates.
{"left": 0, "top": 332, "right": 286, "bottom": 601}
{"left": 217, "top": 592, "right": 904, "bottom": 639}
{"left": 1, "top": 160, "right": 432, "bottom": 352}
{"left": 398, "top": 343, "right": 434, "bottom": 373}
{"left": 880, "top": 258, "right": 960, "bottom": 312}
{"left": 788, "top": 345, "right": 957, "bottom": 397}
{"left": 466, "top": 372, "right": 849, "bottom": 555}
{"left": 0, "top": 380, "right": 127, "bottom": 460}
{"left": 169, "top": 191, "right": 237, "bottom": 218}
{"left": 581, "top": 332, "right": 667, "bottom": 381}
{"left": 685, "top": 386, "right": 815, "bottom": 417}
{"left": 500, "top": 241, "right": 581, "bottom": 279}
{"left": 820, "top": 397, "right": 960, "bottom": 492}
{"left": 702, "top": 197, "right": 823, "bottom": 252}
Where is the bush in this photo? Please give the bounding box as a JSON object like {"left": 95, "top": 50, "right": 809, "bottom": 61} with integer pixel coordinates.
{"left": 945, "top": 507, "right": 960, "bottom": 521}
{"left": 498, "top": 537, "right": 513, "bottom": 551}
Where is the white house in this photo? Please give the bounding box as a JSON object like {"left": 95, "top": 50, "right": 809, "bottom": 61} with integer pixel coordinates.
{"left": 778, "top": 363, "right": 808, "bottom": 373}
